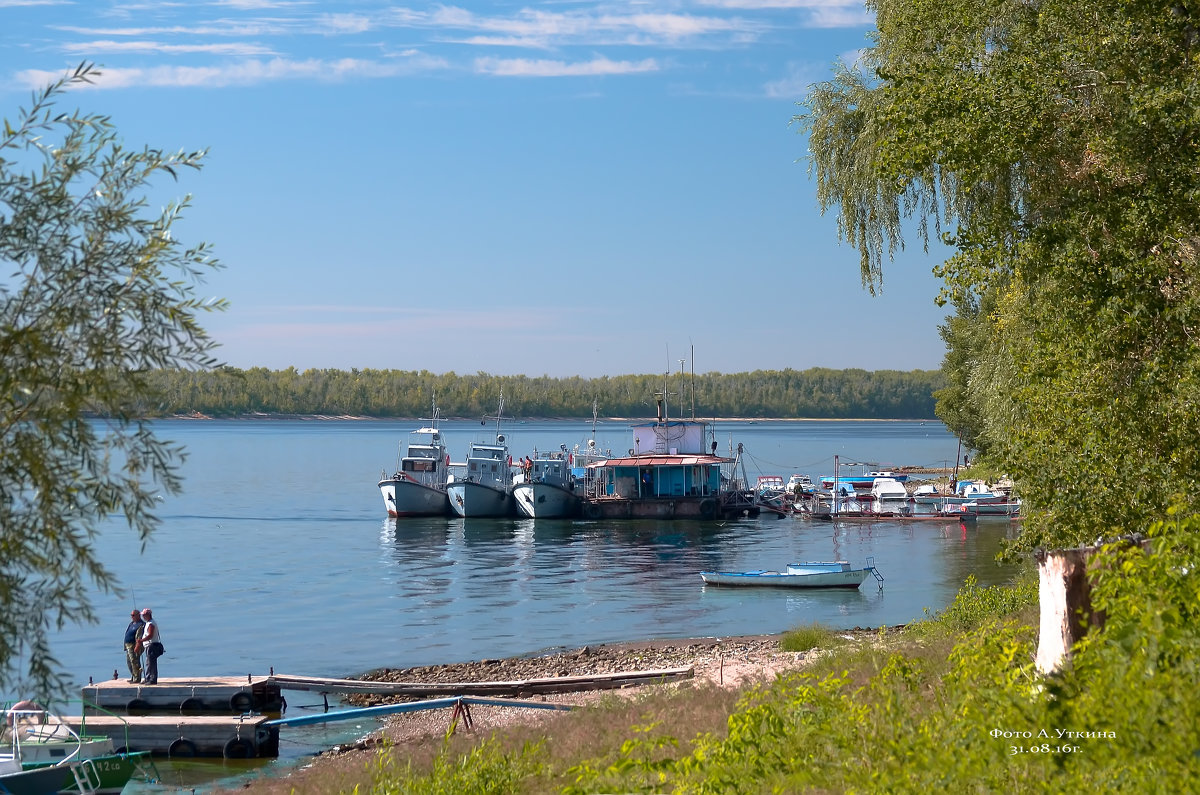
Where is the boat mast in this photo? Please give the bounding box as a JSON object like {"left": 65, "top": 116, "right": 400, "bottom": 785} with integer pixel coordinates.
{"left": 483, "top": 389, "right": 510, "bottom": 444}
{"left": 689, "top": 344, "right": 696, "bottom": 420}
{"left": 833, "top": 454, "right": 839, "bottom": 518}
{"left": 678, "top": 359, "right": 686, "bottom": 420}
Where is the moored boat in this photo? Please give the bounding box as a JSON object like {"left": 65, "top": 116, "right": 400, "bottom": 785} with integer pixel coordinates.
{"left": 913, "top": 479, "right": 1015, "bottom": 514}
{"left": 377, "top": 399, "right": 452, "bottom": 517}
{"left": 819, "top": 467, "right": 908, "bottom": 491}
{"left": 700, "top": 560, "right": 883, "bottom": 589}
{"left": 3, "top": 700, "right": 152, "bottom": 794}
{"left": 446, "top": 393, "right": 515, "bottom": 518}
{"left": 0, "top": 761, "right": 69, "bottom": 795}
{"left": 579, "top": 392, "right": 758, "bottom": 520}
{"left": 786, "top": 473, "right": 815, "bottom": 496}
{"left": 962, "top": 499, "right": 1021, "bottom": 517}
{"left": 512, "top": 447, "right": 580, "bottom": 519}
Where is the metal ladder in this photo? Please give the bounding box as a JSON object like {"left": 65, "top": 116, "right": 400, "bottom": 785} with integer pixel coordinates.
{"left": 866, "top": 556, "right": 885, "bottom": 589}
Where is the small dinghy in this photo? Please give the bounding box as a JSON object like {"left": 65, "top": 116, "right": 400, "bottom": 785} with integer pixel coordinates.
{"left": 700, "top": 559, "right": 883, "bottom": 589}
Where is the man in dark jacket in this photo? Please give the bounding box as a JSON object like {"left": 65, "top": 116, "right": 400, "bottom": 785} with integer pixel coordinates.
{"left": 123, "top": 609, "right": 144, "bottom": 683}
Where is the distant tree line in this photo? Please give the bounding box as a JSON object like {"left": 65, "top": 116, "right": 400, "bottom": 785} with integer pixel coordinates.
{"left": 132, "top": 366, "right": 945, "bottom": 420}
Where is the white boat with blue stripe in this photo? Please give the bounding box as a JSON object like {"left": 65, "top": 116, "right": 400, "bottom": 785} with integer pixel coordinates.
{"left": 700, "top": 559, "right": 883, "bottom": 589}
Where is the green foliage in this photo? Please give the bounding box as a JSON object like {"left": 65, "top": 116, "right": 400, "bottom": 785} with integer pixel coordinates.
{"left": 561, "top": 518, "right": 1198, "bottom": 792}
{"left": 779, "top": 622, "right": 843, "bottom": 653}
{"left": 368, "top": 738, "right": 544, "bottom": 795}
{"left": 799, "top": 0, "right": 1200, "bottom": 552}
{"left": 350, "top": 523, "right": 1197, "bottom": 792}
{"left": 0, "top": 64, "right": 225, "bottom": 695}
{"left": 131, "top": 366, "right": 946, "bottom": 420}
{"left": 915, "top": 571, "right": 1038, "bottom": 636}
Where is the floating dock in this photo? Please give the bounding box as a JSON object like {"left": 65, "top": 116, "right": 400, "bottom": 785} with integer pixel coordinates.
{"left": 82, "top": 675, "right": 283, "bottom": 715}
{"left": 63, "top": 714, "right": 278, "bottom": 759}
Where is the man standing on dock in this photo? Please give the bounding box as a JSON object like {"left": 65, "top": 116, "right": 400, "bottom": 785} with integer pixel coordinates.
{"left": 139, "top": 608, "right": 164, "bottom": 684}
{"left": 123, "top": 609, "right": 144, "bottom": 683}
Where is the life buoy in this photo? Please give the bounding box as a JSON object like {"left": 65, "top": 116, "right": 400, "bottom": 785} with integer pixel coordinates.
{"left": 168, "top": 738, "right": 198, "bottom": 757}
{"left": 229, "top": 692, "right": 254, "bottom": 712}
{"left": 223, "top": 737, "right": 255, "bottom": 759}
{"left": 699, "top": 499, "right": 717, "bottom": 519}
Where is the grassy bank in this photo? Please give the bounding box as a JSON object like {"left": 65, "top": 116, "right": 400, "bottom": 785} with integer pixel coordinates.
{"left": 225, "top": 518, "right": 1200, "bottom": 793}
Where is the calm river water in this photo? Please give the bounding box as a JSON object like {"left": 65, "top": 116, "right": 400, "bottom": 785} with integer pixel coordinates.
{"left": 14, "top": 418, "right": 1022, "bottom": 790}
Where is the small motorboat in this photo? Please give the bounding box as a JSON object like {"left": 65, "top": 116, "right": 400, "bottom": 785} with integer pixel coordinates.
{"left": 3, "top": 699, "right": 153, "bottom": 794}
{"left": 700, "top": 559, "right": 883, "bottom": 589}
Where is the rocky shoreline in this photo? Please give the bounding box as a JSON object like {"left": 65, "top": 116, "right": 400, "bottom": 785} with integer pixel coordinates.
{"left": 344, "top": 634, "right": 791, "bottom": 705}
{"left": 223, "top": 635, "right": 812, "bottom": 793}
{"left": 224, "top": 630, "right": 902, "bottom": 794}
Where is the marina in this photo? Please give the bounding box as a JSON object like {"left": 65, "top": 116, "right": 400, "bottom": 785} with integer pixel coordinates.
{"left": 19, "top": 418, "right": 1019, "bottom": 790}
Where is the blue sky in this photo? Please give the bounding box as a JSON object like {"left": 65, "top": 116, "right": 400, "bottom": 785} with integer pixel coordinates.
{"left": 1, "top": 0, "right": 952, "bottom": 378}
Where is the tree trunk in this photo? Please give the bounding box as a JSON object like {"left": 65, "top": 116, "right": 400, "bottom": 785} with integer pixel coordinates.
{"left": 1035, "top": 538, "right": 1149, "bottom": 674}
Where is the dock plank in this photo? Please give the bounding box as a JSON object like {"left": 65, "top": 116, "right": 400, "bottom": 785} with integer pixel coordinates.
{"left": 270, "top": 666, "right": 694, "bottom": 697}
{"left": 83, "top": 676, "right": 283, "bottom": 715}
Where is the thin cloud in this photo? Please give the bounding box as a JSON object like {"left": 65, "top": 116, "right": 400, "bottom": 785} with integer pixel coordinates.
{"left": 54, "top": 22, "right": 296, "bottom": 37}
{"left": 763, "top": 61, "right": 823, "bottom": 99}
{"left": 0, "top": 0, "right": 70, "bottom": 6}
{"left": 13, "top": 55, "right": 449, "bottom": 89}
{"left": 410, "top": 6, "right": 761, "bottom": 48}
{"left": 317, "top": 13, "right": 372, "bottom": 35}
{"left": 61, "top": 40, "right": 278, "bottom": 56}
{"left": 698, "top": 0, "right": 873, "bottom": 27}
{"left": 807, "top": 6, "right": 873, "bottom": 27}
{"left": 475, "top": 56, "right": 659, "bottom": 77}
{"left": 213, "top": 0, "right": 308, "bottom": 8}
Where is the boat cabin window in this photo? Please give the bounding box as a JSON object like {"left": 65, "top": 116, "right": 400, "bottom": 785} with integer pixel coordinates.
{"left": 404, "top": 459, "right": 435, "bottom": 472}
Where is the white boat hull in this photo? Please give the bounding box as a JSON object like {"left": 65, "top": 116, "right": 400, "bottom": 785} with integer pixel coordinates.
{"left": 512, "top": 483, "right": 579, "bottom": 518}
{"left": 447, "top": 482, "right": 513, "bottom": 517}
{"left": 378, "top": 478, "right": 450, "bottom": 517}
{"left": 700, "top": 561, "right": 876, "bottom": 589}
{"left": 962, "top": 500, "right": 1021, "bottom": 516}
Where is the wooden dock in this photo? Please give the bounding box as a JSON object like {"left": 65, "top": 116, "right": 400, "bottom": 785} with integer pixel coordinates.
{"left": 82, "top": 675, "right": 284, "bottom": 715}
{"left": 71, "top": 667, "right": 692, "bottom": 759}
{"left": 63, "top": 714, "right": 278, "bottom": 759}
{"left": 270, "top": 666, "right": 695, "bottom": 697}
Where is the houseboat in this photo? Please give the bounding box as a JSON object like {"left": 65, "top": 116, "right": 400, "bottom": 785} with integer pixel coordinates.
{"left": 578, "top": 393, "right": 758, "bottom": 520}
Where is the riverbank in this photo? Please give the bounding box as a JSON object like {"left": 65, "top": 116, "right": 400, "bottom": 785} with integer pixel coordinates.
{"left": 218, "top": 632, "right": 879, "bottom": 794}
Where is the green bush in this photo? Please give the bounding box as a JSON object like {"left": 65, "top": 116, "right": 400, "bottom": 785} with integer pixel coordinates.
{"left": 779, "top": 622, "right": 843, "bottom": 652}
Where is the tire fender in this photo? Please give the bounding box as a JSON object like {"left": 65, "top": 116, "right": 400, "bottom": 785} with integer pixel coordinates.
{"left": 223, "top": 737, "right": 255, "bottom": 759}
{"left": 168, "top": 738, "right": 198, "bottom": 758}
